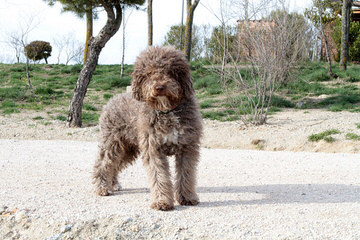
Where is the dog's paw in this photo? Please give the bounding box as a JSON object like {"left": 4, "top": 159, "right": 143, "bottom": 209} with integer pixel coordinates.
{"left": 177, "top": 194, "right": 199, "bottom": 206}
{"left": 150, "top": 201, "right": 174, "bottom": 211}
{"left": 95, "top": 187, "right": 111, "bottom": 196}
{"left": 112, "top": 183, "right": 122, "bottom": 192}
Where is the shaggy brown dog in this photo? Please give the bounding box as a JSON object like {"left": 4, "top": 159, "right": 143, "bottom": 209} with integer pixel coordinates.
{"left": 92, "top": 46, "right": 203, "bottom": 211}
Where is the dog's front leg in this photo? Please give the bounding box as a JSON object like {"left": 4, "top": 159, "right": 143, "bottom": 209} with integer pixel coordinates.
{"left": 142, "top": 145, "right": 174, "bottom": 211}
{"left": 174, "top": 146, "right": 200, "bottom": 206}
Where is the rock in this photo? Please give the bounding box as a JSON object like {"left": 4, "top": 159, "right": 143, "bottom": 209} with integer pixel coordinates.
{"left": 60, "top": 224, "right": 72, "bottom": 233}
{"left": 45, "top": 233, "right": 62, "bottom": 240}
{"left": 0, "top": 206, "right": 8, "bottom": 214}
{"left": 296, "top": 102, "right": 304, "bottom": 108}
{"left": 15, "top": 210, "right": 27, "bottom": 222}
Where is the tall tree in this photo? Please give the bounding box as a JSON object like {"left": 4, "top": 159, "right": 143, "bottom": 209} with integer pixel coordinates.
{"left": 44, "top": 0, "right": 97, "bottom": 64}
{"left": 183, "top": 0, "right": 200, "bottom": 61}
{"left": 163, "top": 24, "right": 202, "bottom": 60}
{"left": 339, "top": 0, "right": 360, "bottom": 70}
{"left": 46, "top": 0, "right": 145, "bottom": 127}
{"left": 316, "top": 0, "right": 338, "bottom": 77}
{"left": 120, "top": 7, "right": 134, "bottom": 78}
{"left": 305, "top": 0, "right": 339, "bottom": 78}
{"left": 340, "top": 0, "right": 351, "bottom": 70}
{"left": 147, "top": 0, "right": 153, "bottom": 46}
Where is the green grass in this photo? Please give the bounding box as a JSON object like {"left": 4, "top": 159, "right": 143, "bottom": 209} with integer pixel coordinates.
{"left": 308, "top": 129, "right": 341, "bottom": 142}
{"left": 33, "top": 116, "right": 44, "bottom": 120}
{"left": 82, "top": 112, "right": 99, "bottom": 126}
{"left": 55, "top": 115, "right": 67, "bottom": 121}
{"left": 103, "top": 93, "right": 113, "bottom": 100}
{"left": 193, "top": 75, "right": 222, "bottom": 95}
{"left": 83, "top": 104, "right": 98, "bottom": 111}
{"left": 0, "top": 61, "right": 360, "bottom": 123}
{"left": 201, "top": 109, "right": 237, "bottom": 121}
{"left": 345, "top": 133, "right": 360, "bottom": 141}
{"left": 199, "top": 99, "right": 218, "bottom": 109}
{"left": 0, "top": 63, "right": 130, "bottom": 116}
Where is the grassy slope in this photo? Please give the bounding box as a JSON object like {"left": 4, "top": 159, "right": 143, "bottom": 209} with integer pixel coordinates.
{"left": 0, "top": 61, "right": 359, "bottom": 125}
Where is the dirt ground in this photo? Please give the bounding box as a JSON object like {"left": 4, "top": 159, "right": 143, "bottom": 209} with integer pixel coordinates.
{"left": 1, "top": 110, "right": 360, "bottom": 239}
{"left": 0, "top": 109, "right": 359, "bottom": 153}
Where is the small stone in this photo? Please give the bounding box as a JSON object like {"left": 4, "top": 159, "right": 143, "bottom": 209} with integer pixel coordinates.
{"left": 45, "top": 233, "right": 62, "bottom": 240}
{"left": 15, "top": 211, "right": 27, "bottom": 222}
{"left": 60, "top": 224, "right": 72, "bottom": 233}
{"left": 0, "top": 206, "right": 8, "bottom": 214}
{"left": 296, "top": 102, "right": 304, "bottom": 108}
{"left": 125, "top": 217, "right": 133, "bottom": 223}
{"left": 153, "top": 223, "right": 160, "bottom": 229}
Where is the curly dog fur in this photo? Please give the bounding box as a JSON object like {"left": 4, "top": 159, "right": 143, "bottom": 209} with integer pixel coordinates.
{"left": 92, "top": 46, "right": 203, "bottom": 211}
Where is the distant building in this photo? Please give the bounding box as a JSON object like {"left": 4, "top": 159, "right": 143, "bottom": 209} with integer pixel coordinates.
{"left": 237, "top": 20, "right": 275, "bottom": 61}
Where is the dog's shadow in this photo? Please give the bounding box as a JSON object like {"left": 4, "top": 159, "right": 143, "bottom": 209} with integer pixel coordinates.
{"left": 114, "top": 184, "right": 360, "bottom": 208}
{"left": 196, "top": 184, "right": 360, "bottom": 207}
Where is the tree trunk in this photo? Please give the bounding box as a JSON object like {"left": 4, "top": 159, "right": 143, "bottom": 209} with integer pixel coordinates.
{"left": 120, "top": 7, "right": 125, "bottom": 78}
{"left": 67, "top": 2, "right": 122, "bottom": 128}
{"left": 318, "top": 0, "right": 337, "bottom": 78}
{"left": 180, "top": 0, "right": 185, "bottom": 48}
{"left": 340, "top": 0, "right": 351, "bottom": 71}
{"left": 147, "top": 0, "right": 153, "bottom": 46}
{"left": 25, "top": 56, "right": 32, "bottom": 89}
{"left": 84, "top": 3, "right": 93, "bottom": 64}
{"left": 183, "top": 0, "right": 200, "bottom": 61}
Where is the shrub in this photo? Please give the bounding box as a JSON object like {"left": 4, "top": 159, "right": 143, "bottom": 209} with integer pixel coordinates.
{"left": 25, "top": 41, "right": 52, "bottom": 64}
{"left": 103, "top": 93, "right": 113, "bottom": 100}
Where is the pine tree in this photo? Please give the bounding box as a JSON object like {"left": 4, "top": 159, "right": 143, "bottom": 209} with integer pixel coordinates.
{"left": 44, "top": 0, "right": 98, "bottom": 63}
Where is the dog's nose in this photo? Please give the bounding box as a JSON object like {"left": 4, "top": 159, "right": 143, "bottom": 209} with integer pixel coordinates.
{"left": 155, "top": 85, "right": 165, "bottom": 94}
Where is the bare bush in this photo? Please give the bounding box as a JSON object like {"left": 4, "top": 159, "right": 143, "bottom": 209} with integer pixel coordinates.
{"left": 216, "top": 6, "right": 311, "bottom": 125}
{"left": 6, "top": 15, "right": 39, "bottom": 89}
{"left": 53, "top": 34, "right": 84, "bottom": 65}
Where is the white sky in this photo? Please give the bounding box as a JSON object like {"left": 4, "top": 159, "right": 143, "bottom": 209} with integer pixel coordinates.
{"left": 0, "top": 0, "right": 312, "bottom": 64}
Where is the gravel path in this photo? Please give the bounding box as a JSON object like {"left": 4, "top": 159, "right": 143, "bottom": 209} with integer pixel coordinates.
{"left": 1, "top": 139, "right": 360, "bottom": 239}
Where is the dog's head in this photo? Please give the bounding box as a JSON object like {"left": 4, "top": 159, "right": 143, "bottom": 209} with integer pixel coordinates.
{"left": 131, "top": 46, "right": 194, "bottom": 111}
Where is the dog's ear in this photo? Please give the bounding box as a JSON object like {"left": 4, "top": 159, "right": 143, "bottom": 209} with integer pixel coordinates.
{"left": 170, "top": 58, "right": 194, "bottom": 99}
{"left": 131, "top": 69, "right": 144, "bottom": 101}
{"left": 181, "top": 74, "right": 195, "bottom": 99}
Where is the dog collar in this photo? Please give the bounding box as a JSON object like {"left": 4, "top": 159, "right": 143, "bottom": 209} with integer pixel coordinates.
{"left": 155, "top": 109, "right": 175, "bottom": 115}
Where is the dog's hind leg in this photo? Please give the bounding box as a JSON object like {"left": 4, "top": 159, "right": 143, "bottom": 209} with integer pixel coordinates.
{"left": 111, "top": 143, "right": 138, "bottom": 192}
{"left": 93, "top": 141, "right": 137, "bottom": 196}
{"left": 174, "top": 145, "right": 200, "bottom": 206}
